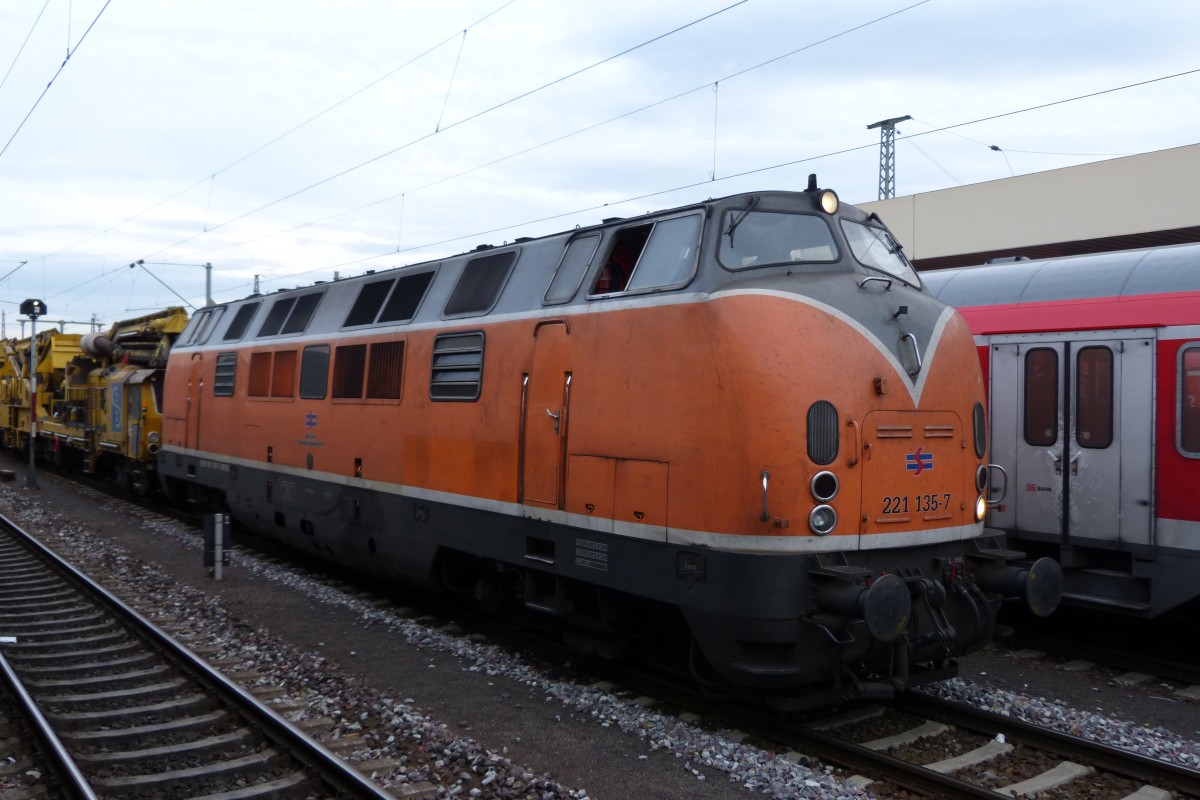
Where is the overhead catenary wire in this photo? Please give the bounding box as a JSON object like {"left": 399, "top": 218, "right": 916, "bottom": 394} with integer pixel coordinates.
{"left": 34, "top": 59, "right": 1200, "bottom": 310}
{"left": 173, "top": 0, "right": 934, "bottom": 263}
{"left": 0, "top": 0, "right": 112, "bottom": 161}
{"left": 135, "top": 0, "right": 753, "bottom": 262}
{"left": 221, "top": 64, "right": 1200, "bottom": 298}
{"left": 6, "top": 3, "right": 1198, "bottom": 315}
{"left": 0, "top": 0, "right": 52, "bottom": 96}
{"left": 29, "top": 0, "right": 522, "bottom": 267}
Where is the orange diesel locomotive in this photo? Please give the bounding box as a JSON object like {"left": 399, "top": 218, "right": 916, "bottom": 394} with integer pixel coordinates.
{"left": 158, "top": 180, "right": 1059, "bottom": 707}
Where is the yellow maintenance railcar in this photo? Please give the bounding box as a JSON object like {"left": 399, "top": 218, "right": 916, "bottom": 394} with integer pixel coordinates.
{"left": 0, "top": 307, "right": 188, "bottom": 492}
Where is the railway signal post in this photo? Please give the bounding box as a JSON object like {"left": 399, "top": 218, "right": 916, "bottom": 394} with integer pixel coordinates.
{"left": 19, "top": 299, "right": 47, "bottom": 490}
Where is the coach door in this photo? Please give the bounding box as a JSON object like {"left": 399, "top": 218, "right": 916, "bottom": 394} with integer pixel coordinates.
{"left": 988, "top": 331, "right": 1153, "bottom": 548}
{"left": 521, "top": 321, "right": 570, "bottom": 509}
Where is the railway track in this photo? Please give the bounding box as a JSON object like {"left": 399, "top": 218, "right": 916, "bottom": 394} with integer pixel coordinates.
{"left": 10, "top": 468, "right": 1200, "bottom": 800}
{"left": 575, "top": 656, "right": 1200, "bottom": 799}
{"left": 0, "top": 511, "right": 397, "bottom": 800}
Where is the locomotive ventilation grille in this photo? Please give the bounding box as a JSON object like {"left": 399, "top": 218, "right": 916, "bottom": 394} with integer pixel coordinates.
{"left": 807, "top": 401, "right": 839, "bottom": 465}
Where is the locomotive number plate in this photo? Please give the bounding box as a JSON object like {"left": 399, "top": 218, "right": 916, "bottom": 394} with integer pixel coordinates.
{"left": 882, "top": 493, "right": 952, "bottom": 514}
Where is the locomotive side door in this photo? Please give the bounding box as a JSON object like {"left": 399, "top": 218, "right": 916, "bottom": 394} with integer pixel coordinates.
{"left": 186, "top": 353, "right": 204, "bottom": 450}
{"left": 521, "top": 321, "right": 570, "bottom": 508}
{"left": 988, "top": 330, "right": 1153, "bottom": 548}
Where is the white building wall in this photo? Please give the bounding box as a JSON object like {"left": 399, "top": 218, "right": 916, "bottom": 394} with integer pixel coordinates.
{"left": 859, "top": 143, "right": 1200, "bottom": 259}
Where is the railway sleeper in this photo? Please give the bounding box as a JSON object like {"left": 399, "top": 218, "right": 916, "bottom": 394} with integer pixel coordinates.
{"left": 72, "top": 727, "right": 256, "bottom": 765}
{"left": 58, "top": 708, "right": 232, "bottom": 745}
{"left": 87, "top": 747, "right": 290, "bottom": 792}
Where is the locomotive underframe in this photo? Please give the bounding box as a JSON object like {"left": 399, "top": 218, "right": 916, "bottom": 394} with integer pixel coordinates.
{"left": 163, "top": 450, "right": 1036, "bottom": 707}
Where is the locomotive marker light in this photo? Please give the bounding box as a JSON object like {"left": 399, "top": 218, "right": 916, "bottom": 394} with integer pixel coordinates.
{"left": 19, "top": 299, "right": 47, "bottom": 490}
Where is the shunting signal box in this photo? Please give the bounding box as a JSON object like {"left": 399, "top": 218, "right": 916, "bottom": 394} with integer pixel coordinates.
{"left": 204, "top": 513, "right": 232, "bottom": 578}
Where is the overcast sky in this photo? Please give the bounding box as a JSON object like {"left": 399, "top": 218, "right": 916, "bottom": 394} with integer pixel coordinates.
{"left": 0, "top": 0, "right": 1197, "bottom": 333}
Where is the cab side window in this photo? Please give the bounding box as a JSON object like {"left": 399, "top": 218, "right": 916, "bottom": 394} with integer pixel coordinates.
{"left": 590, "top": 213, "right": 701, "bottom": 295}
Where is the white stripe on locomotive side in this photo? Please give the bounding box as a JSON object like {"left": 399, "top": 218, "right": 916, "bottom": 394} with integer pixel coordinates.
{"left": 164, "top": 445, "right": 984, "bottom": 553}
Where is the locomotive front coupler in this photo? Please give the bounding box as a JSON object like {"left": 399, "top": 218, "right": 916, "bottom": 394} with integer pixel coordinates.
{"left": 904, "top": 575, "right": 958, "bottom": 650}
{"left": 814, "top": 572, "right": 911, "bottom": 643}
{"left": 964, "top": 551, "right": 1060, "bottom": 618}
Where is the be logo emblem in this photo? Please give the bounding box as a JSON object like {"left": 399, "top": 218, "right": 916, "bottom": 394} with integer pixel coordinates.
{"left": 905, "top": 447, "right": 934, "bottom": 476}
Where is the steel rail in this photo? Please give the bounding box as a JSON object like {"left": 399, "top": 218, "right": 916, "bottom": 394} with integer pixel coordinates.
{"left": 0, "top": 649, "right": 98, "bottom": 800}
{"left": 0, "top": 510, "right": 397, "bottom": 800}
{"left": 895, "top": 692, "right": 1200, "bottom": 797}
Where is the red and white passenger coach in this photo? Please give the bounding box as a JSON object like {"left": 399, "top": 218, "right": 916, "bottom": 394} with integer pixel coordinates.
{"left": 925, "top": 242, "right": 1200, "bottom": 617}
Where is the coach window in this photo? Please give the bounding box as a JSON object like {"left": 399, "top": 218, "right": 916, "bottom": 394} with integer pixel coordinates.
{"left": 1076, "top": 346, "right": 1113, "bottom": 449}
{"left": 545, "top": 234, "right": 600, "bottom": 304}
{"left": 1181, "top": 345, "right": 1200, "bottom": 456}
{"left": 1023, "top": 348, "right": 1058, "bottom": 446}
{"left": 300, "top": 345, "right": 330, "bottom": 400}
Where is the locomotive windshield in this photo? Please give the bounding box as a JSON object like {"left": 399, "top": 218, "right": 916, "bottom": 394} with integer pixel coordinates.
{"left": 841, "top": 220, "right": 921, "bottom": 288}
{"left": 718, "top": 210, "right": 838, "bottom": 270}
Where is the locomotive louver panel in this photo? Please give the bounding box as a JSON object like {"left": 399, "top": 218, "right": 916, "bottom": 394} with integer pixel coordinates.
{"left": 223, "top": 302, "right": 260, "bottom": 341}
{"left": 344, "top": 279, "right": 394, "bottom": 327}
{"left": 807, "top": 401, "right": 839, "bottom": 465}
{"left": 213, "top": 352, "right": 238, "bottom": 396}
{"left": 366, "top": 341, "right": 404, "bottom": 399}
{"left": 444, "top": 252, "right": 515, "bottom": 317}
{"left": 380, "top": 271, "right": 434, "bottom": 322}
{"left": 430, "top": 331, "right": 484, "bottom": 401}
{"left": 333, "top": 344, "right": 367, "bottom": 399}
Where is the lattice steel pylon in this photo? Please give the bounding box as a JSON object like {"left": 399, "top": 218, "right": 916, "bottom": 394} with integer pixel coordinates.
{"left": 867, "top": 115, "right": 911, "bottom": 199}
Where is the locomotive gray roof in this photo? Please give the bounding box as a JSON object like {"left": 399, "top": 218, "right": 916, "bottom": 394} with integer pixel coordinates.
{"left": 922, "top": 241, "right": 1200, "bottom": 307}
{"left": 175, "top": 188, "right": 907, "bottom": 348}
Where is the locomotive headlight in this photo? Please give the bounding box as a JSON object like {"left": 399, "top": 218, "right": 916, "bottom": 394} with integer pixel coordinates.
{"left": 148, "top": 432, "right": 160, "bottom": 443}
{"left": 974, "top": 494, "right": 987, "bottom": 522}
{"left": 810, "top": 471, "right": 839, "bottom": 502}
{"left": 818, "top": 189, "right": 839, "bottom": 214}
{"left": 809, "top": 504, "right": 837, "bottom": 536}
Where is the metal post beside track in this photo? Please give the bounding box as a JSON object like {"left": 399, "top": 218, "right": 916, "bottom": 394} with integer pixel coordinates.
{"left": 20, "top": 299, "right": 47, "bottom": 491}
{"left": 204, "top": 512, "right": 231, "bottom": 580}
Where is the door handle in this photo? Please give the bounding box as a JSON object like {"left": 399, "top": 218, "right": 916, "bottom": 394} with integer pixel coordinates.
{"left": 1050, "top": 450, "right": 1062, "bottom": 475}
{"left": 1069, "top": 452, "right": 1080, "bottom": 476}
{"left": 546, "top": 408, "right": 560, "bottom": 434}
